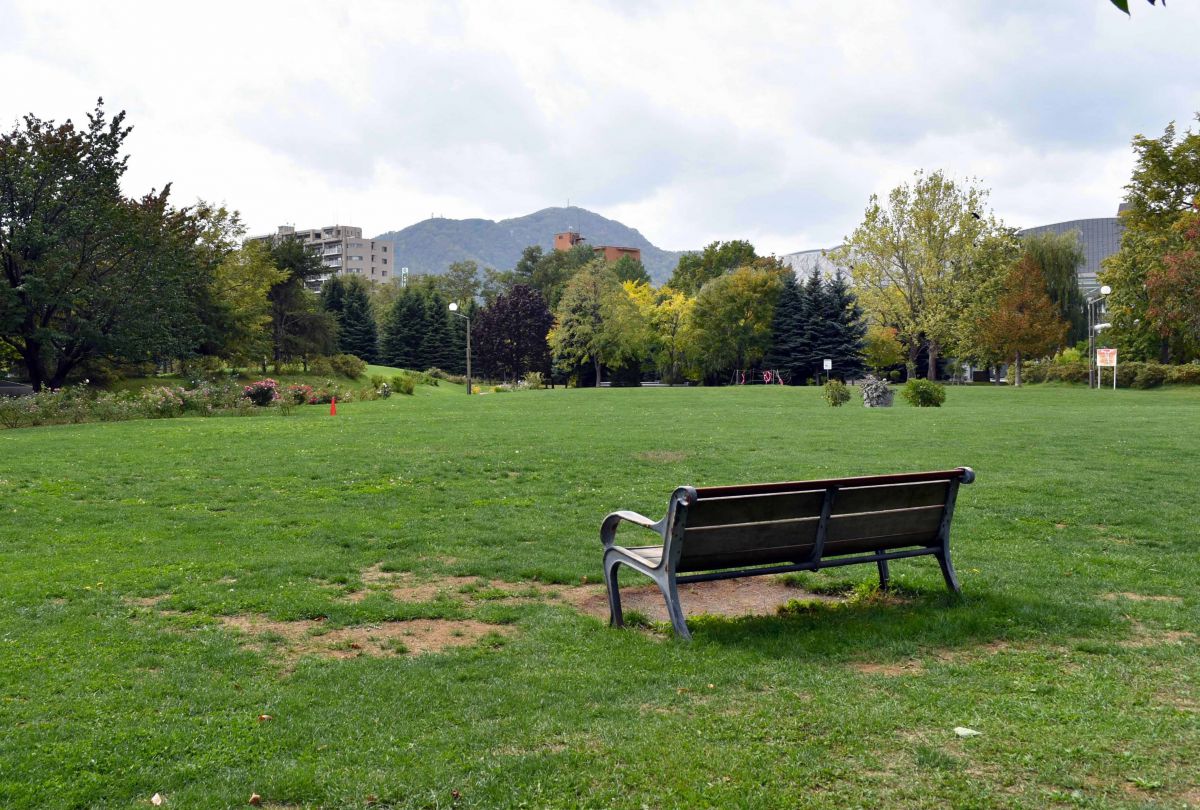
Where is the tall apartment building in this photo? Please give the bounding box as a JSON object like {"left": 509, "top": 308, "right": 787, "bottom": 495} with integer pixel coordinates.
{"left": 248, "top": 225, "right": 398, "bottom": 290}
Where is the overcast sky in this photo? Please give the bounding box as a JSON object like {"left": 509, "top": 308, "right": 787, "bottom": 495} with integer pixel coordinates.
{"left": 2, "top": 1, "right": 1197, "bottom": 257}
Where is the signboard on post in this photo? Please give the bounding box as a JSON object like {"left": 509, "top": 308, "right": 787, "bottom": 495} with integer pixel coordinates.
{"left": 1097, "top": 348, "right": 1117, "bottom": 390}
{"left": 823, "top": 359, "right": 832, "bottom": 371}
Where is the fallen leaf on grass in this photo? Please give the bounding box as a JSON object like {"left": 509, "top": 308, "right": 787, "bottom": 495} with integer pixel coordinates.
{"left": 257, "top": 714, "right": 272, "bottom": 722}
{"left": 954, "top": 727, "right": 982, "bottom": 737}
{"left": 249, "top": 793, "right": 262, "bottom": 806}
{"left": 150, "top": 794, "right": 164, "bottom": 806}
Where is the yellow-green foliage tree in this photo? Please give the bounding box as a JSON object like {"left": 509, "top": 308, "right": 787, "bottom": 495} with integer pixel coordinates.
{"left": 838, "top": 170, "right": 1008, "bottom": 379}
{"left": 547, "top": 261, "right": 647, "bottom": 386}
{"left": 686, "top": 264, "right": 785, "bottom": 377}
{"left": 626, "top": 282, "right": 696, "bottom": 384}
{"left": 862, "top": 324, "right": 906, "bottom": 374}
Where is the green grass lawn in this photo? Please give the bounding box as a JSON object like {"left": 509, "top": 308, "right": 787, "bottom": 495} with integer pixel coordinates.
{"left": 1, "top": 385, "right": 1197, "bottom": 808}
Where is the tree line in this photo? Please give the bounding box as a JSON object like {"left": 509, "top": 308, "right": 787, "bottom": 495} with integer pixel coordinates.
{"left": 4, "top": 102, "right": 1196, "bottom": 392}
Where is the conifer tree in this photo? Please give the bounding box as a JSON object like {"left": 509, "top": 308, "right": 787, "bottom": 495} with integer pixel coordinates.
{"left": 379, "top": 288, "right": 426, "bottom": 370}
{"left": 419, "top": 289, "right": 458, "bottom": 372}
{"left": 764, "top": 272, "right": 811, "bottom": 383}
{"left": 320, "top": 275, "right": 347, "bottom": 321}
{"left": 823, "top": 272, "right": 867, "bottom": 380}
{"left": 337, "top": 276, "right": 378, "bottom": 363}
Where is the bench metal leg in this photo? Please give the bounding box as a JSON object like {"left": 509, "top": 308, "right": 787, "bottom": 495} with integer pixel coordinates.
{"left": 656, "top": 574, "right": 691, "bottom": 641}
{"left": 603, "top": 553, "right": 624, "bottom": 628}
{"left": 876, "top": 558, "right": 890, "bottom": 591}
{"left": 936, "top": 550, "right": 962, "bottom": 595}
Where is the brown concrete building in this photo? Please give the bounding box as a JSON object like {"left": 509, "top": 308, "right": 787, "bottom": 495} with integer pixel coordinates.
{"left": 553, "top": 230, "right": 641, "bottom": 264}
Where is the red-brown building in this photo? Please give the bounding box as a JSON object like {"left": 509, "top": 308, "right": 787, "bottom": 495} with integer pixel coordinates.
{"left": 554, "top": 231, "right": 641, "bottom": 264}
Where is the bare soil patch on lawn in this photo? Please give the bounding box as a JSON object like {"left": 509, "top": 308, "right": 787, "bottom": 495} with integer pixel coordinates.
{"left": 565, "top": 577, "right": 842, "bottom": 624}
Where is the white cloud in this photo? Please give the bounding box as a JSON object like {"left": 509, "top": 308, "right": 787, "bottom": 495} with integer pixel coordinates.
{"left": 3, "top": 0, "right": 1197, "bottom": 258}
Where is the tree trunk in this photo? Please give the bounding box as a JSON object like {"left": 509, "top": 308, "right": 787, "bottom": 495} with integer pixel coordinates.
{"left": 593, "top": 356, "right": 602, "bottom": 387}
{"left": 905, "top": 345, "right": 918, "bottom": 381}
{"left": 21, "top": 341, "right": 46, "bottom": 392}
{"left": 926, "top": 341, "right": 939, "bottom": 381}
{"left": 1013, "top": 351, "right": 1023, "bottom": 387}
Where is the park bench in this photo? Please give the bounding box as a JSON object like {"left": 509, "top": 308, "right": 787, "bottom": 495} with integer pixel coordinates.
{"left": 600, "top": 467, "right": 975, "bottom": 640}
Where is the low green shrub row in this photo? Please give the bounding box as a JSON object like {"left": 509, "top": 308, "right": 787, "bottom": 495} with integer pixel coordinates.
{"left": 0, "top": 377, "right": 391, "bottom": 430}
{"left": 1023, "top": 360, "right": 1200, "bottom": 389}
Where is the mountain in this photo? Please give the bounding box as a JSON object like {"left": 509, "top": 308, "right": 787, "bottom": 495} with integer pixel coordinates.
{"left": 374, "top": 207, "right": 686, "bottom": 284}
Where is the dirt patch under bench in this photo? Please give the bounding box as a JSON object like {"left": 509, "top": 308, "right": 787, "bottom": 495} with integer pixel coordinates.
{"left": 565, "top": 577, "right": 842, "bottom": 624}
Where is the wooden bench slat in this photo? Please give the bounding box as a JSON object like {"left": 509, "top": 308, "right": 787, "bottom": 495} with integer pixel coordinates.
{"left": 833, "top": 481, "right": 950, "bottom": 515}
{"left": 685, "top": 491, "right": 826, "bottom": 528}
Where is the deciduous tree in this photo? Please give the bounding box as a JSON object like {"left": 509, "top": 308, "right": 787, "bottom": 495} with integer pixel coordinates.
{"left": 0, "top": 102, "right": 211, "bottom": 389}
{"left": 976, "top": 256, "right": 1067, "bottom": 386}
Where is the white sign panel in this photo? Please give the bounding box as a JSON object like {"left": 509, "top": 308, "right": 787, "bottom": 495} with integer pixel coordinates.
{"left": 1097, "top": 348, "right": 1117, "bottom": 367}
{"left": 822, "top": 359, "right": 832, "bottom": 370}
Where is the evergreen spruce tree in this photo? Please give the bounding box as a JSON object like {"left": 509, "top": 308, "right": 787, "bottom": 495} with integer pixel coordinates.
{"left": 419, "top": 290, "right": 458, "bottom": 372}
{"left": 379, "top": 288, "right": 427, "bottom": 370}
{"left": 824, "top": 272, "right": 867, "bottom": 380}
{"left": 337, "top": 276, "right": 378, "bottom": 363}
{"left": 764, "top": 272, "right": 808, "bottom": 383}
{"left": 320, "top": 275, "right": 347, "bottom": 321}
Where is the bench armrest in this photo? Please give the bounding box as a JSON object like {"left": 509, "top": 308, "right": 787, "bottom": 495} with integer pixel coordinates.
{"left": 601, "top": 510, "right": 663, "bottom": 548}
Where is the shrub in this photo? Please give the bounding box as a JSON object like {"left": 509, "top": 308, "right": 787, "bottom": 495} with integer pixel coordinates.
{"left": 901, "top": 378, "right": 945, "bottom": 407}
{"left": 139, "top": 386, "right": 185, "bottom": 418}
{"left": 427, "top": 367, "right": 466, "bottom": 386}
{"left": 330, "top": 354, "right": 367, "bottom": 379}
{"left": 309, "top": 356, "right": 334, "bottom": 376}
{"left": 523, "top": 371, "right": 545, "bottom": 390}
{"left": 369, "top": 374, "right": 386, "bottom": 388}
{"left": 284, "top": 384, "right": 313, "bottom": 405}
{"left": 1131, "top": 362, "right": 1168, "bottom": 389}
{"left": 307, "top": 388, "right": 335, "bottom": 404}
{"left": 492, "top": 385, "right": 511, "bottom": 394}
{"left": 1167, "top": 363, "right": 1200, "bottom": 385}
{"left": 395, "top": 376, "right": 416, "bottom": 396}
{"left": 822, "top": 379, "right": 851, "bottom": 407}
{"left": 858, "top": 375, "right": 894, "bottom": 408}
{"left": 242, "top": 379, "right": 280, "bottom": 406}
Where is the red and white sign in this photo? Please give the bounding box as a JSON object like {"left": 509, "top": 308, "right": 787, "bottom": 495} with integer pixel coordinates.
{"left": 1097, "top": 349, "right": 1117, "bottom": 367}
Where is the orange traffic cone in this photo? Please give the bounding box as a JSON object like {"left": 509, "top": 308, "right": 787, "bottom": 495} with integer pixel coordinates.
{"left": 330, "top": 396, "right": 337, "bottom": 416}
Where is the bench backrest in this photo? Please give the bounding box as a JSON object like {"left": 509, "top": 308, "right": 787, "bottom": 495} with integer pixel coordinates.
{"left": 669, "top": 468, "right": 973, "bottom": 573}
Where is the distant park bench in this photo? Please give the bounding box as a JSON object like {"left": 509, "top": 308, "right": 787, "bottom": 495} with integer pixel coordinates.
{"left": 600, "top": 467, "right": 975, "bottom": 640}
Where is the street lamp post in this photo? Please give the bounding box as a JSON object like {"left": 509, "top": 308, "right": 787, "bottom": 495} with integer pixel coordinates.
{"left": 448, "top": 302, "right": 472, "bottom": 395}
{"left": 1086, "top": 285, "right": 1112, "bottom": 389}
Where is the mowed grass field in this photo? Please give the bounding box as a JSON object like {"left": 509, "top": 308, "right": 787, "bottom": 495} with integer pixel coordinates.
{"left": 1, "top": 384, "right": 1197, "bottom": 809}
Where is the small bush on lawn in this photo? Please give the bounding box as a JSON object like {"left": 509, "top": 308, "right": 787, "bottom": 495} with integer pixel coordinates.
{"left": 391, "top": 375, "right": 416, "bottom": 396}
{"left": 901, "top": 378, "right": 946, "bottom": 407}
{"left": 139, "top": 386, "right": 185, "bottom": 418}
{"left": 492, "top": 385, "right": 512, "bottom": 394}
{"left": 284, "top": 384, "right": 313, "bottom": 405}
{"left": 523, "top": 371, "right": 545, "bottom": 390}
{"left": 822, "top": 379, "right": 851, "bottom": 407}
{"left": 330, "top": 354, "right": 367, "bottom": 379}
{"left": 243, "top": 379, "right": 280, "bottom": 406}
{"left": 858, "top": 375, "right": 894, "bottom": 407}
{"left": 427, "top": 368, "right": 466, "bottom": 386}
